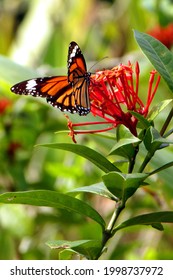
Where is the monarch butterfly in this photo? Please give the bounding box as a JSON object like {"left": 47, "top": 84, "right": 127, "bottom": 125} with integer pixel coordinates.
{"left": 11, "top": 41, "right": 91, "bottom": 116}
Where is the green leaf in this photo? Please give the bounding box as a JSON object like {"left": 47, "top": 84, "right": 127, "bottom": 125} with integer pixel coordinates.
{"left": 147, "top": 99, "right": 173, "bottom": 121}
{"left": 38, "top": 143, "right": 119, "bottom": 173}
{"left": 102, "top": 172, "right": 147, "bottom": 201}
{"left": 152, "top": 223, "right": 164, "bottom": 231}
{"left": 59, "top": 249, "right": 77, "bottom": 260}
{"left": 46, "top": 239, "right": 102, "bottom": 260}
{"left": 0, "top": 190, "right": 105, "bottom": 228}
{"left": 144, "top": 127, "right": 173, "bottom": 152}
{"left": 113, "top": 211, "right": 173, "bottom": 233}
{"left": 109, "top": 125, "right": 141, "bottom": 160}
{"left": 149, "top": 161, "right": 173, "bottom": 176}
{"left": 134, "top": 30, "right": 173, "bottom": 91}
{"left": 68, "top": 182, "right": 118, "bottom": 201}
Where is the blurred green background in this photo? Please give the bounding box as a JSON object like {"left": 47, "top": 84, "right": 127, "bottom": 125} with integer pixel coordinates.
{"left": 0, "top": 0, "right": 173, "bottom": 260}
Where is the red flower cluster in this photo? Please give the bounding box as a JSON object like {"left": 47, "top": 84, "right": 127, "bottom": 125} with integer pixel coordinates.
{"left": 147, "top": 23, "right": 173, "bottom": 49}
{"left": 68, "top": 62, "right": 160, "bottom": 142}
{"left": 0, "top": 98, "right": 11, "bottom": 115}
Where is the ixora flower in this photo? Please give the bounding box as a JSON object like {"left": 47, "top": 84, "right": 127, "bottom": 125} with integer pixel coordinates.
{"left": 0, "top": 98, "right": 11, "bottom": 115}
{"left": 67, "top": 62, "right": 160, "bottom": 143}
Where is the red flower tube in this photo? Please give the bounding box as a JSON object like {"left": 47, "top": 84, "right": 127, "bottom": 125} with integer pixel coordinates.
{"left": 67, "top": 62, "right": 161, "bottom": 142}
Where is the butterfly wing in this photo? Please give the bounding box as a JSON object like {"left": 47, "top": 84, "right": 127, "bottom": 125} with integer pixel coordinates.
{"left": 68, "top": 41, "right": 87, "bottom": 83}
{"left": 11, "top": 76, "right": 78, "bottom": 114}
{"left": 10, "top": 41, "right": 91, "bottom": 116}
{"left": 67, "top": 41, "right": 91, "bottom": 115}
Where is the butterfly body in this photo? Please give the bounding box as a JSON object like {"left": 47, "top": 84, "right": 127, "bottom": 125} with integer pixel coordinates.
{"left": 11, "top": 42, "right": 91, "bottom": 116}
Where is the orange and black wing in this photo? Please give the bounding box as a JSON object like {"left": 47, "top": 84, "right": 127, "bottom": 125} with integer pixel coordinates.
{"left": 10, "top": 41, "right": 91, "bottom": 116}
{"left": 11, "top": 76, "right": 78, "bottom": 114}
{"left": 67, "top": 41, "right": 91, "bottom": 115}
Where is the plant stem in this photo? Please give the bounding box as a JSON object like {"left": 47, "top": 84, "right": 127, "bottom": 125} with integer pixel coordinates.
{"left": 96, "top": 202, "right": 125, "bottom": 259}
{"left": 138, "top": 107, "right": 173, "bottom": 173}
{"left": 128, "top": 145, "right": 139, "bottom": 173}
{"left": 160, "top": 107, "right": 173, "bottom": 136}
{"left": 138, "top": 151, "right": 154, "bottom": 173}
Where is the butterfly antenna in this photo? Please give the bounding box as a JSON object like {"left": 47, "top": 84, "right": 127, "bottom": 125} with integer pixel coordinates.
{"left": 88, "top": 56, "right": 108, "bottom": 73}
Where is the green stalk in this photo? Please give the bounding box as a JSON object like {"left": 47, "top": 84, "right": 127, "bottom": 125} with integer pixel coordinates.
{"left": 160, "top": 107, "right": 173, "bottom": 136}
{"left": 96, "top": 201, "right": 125, "bottom": 259}
{"left": 138, "top": 150, "right": 154, "bottom": 173}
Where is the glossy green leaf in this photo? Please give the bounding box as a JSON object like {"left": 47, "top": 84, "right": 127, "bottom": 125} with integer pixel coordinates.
{"left": 0, "top": 190, "right": 105, "bottom": 228}
{"left": 134, "top": 30, "right": 173, "bottom": 91}
{"left": 102, "top": 172, "right": 147, "bottom": 201}
{"left": 114, "top": 211, "right": 173, "bottom": 233}
{"left": 144, "top": 127, "right": 173, "bottom": 152}
{"left": 109, "top": 125, "right": 141, "bottom": 160}
{"left": 147, "top": 99, "right": 173, "bottom": 121}
{"left": 59, "top": 249, "right": 77, "bottom": 260}
{"left": 68, "top": 182, "right": 118, "bottom": 201}
{"left": 38, "top": 143, "right": 119, "bottom": 173}
{"left": 46, "top": 239, "right": 102, "bottom": 260}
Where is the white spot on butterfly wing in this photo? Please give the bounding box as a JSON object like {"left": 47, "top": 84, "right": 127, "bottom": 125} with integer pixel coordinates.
{"left": 70, "top": 45, "right": 79, "bottom": 59}
{"left": 26, "top": 79, "right": 37, "bottom": 90}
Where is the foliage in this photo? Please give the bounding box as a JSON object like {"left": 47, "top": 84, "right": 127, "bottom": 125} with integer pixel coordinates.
{"left": 0, "top": 0, "right": 173, "bottom": 260}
